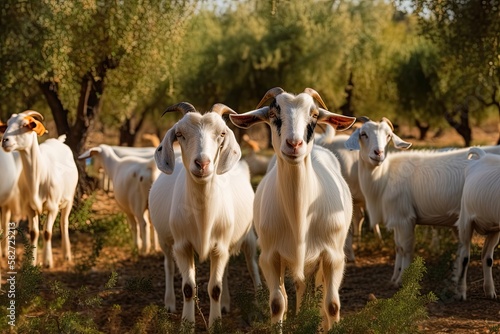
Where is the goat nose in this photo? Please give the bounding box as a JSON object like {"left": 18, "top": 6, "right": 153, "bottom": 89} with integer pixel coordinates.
{"left": 286, "top": 139, "right": 303, "bottom": 149}
{"left": 195, "top": 159, "right": 210, "bottom": 171}
{"left": 374, "top": 149, "right": 384, "bottom": 156}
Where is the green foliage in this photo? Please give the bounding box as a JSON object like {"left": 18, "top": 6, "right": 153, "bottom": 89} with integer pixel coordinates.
{"left": 233, "top": 278, "right": 326, "bottom": 333}
{"left": 235, "top": 257, "right": 436, "bottom": 333}
{"left": 11, "top": 271, "right": 120, "bottom": 334}
{"left": 0, "top": 231, "right": 115, "bottom": 334}
{"left": 15, "top": 231, "right": 43, "bottom": 307}
{"left": 69, "top": 195, "right": 133, "bottom": 273}
{"left": 181, "top": 0, "right": 410, "bottom": 120}
{"left": 281, "top": 282, "right": 323, "bottom": 334}
{"left": 1, "top": 0, "right": 197, "bottom": 114}
{"left": 130, "top": 304, "right": 192, "bottom": 334}
{"left": 330, "top": 257, "right": 437, "bottom": 334}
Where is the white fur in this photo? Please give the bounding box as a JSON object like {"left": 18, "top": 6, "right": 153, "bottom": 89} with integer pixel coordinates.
{"left": 0, "top": 147, "right": 22, "bottom": 258}
{"left": 230, "top": 88, "right": 355, "bottom": 331}
{"left": 1, "top": 111, "right": 78, "bottom": 268}
{"left": 316, "top": 125, "right": 383, "bottom": 262}
{"left": 91, "top": 145, "right": 157, "bottom": 192}
{"left": 345, "top": 117, "right": 500, "bottom": 285}
{"left": 149, "top": 106, "right": 260, "bottom": 329}
{"left": 78, "top": 144, "right": 161, "bottom": 254}
{"left": 454, "top": 147, "right": 500, "bottom": 300}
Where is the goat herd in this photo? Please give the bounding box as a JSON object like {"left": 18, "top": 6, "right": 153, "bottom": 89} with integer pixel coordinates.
{"left": 0, "top": 87, "right": 499, "bottom": 332}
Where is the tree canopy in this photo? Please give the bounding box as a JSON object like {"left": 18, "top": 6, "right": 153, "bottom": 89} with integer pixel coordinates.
{"left": 1, "top": 0, "right": 498, "bottom": 160}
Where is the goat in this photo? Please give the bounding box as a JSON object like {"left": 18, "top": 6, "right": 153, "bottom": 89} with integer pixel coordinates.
{"left": 0, "top": 134, "right": 22, "bottom": 259}
{"left": 230, "top": 87, "right": 356, "bottom": 331}
{"left": 88, "top": 145, "right": 156, "bottom": 192}
{"left": 344, "top": 116, "right": 500, "bottom": 285}
{"left": 454, "top": 147, "right": 500, "bottom": 300}
{"left": 1, "top": 111, "right": 78, "bottom": 268}
{"left": 316, "top": 124, "right": 383, "bottom": 262}
{"left": 78, "top": 144, "right": 161, "bottom": 254}
{"left": 149, "top": 102, "right": 261, "bottom": 329}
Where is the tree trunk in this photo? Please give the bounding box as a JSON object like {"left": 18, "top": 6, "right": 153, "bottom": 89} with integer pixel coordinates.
{"left": 414, "top": 119, "right": 430, "bottom": 140}
{"left": 38, "top": 57, "right": 116, "bottom": 197}
{"left": 118, "top": 108, "right": 148, "bottom": 147}
{"left": 339, "top": 71, "right": 355, "bottom": 117}
{"left": 119, "top": 118, "right": 135, "bottom": 147}
{"left": 443, "top": 102, "right": 472, "bottom": 147}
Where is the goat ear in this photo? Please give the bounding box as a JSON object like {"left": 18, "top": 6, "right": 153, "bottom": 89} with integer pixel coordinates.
{"left": 216, "top": 127, "right": 241, "bottom": 175}
{"left": 25, "top": 116, "right": 47, "bottom": 136}
{"left": 78, "top": 147, "right": 102, "bottom": 160}
{"left": 391, "top": 133, "right": 412, "bottom": 150}
{"left": 229, "top": 107, "right": 269, "bottom": 129}
{"left": 344, "top": 128, "right": 361, "bottom": 151}
{"left": 317, "top": 108, "right": 356, "bottom": 131}
{"left": 155, "top": 127, "right": 177, "bottom": 174}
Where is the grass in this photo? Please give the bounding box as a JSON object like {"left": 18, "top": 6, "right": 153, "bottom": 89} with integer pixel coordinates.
{"left": 0, "top": 193, "right": 488, "bottom": 333}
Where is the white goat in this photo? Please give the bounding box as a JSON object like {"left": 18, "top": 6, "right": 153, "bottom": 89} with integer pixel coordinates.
{"left": 344, "top": 116, "right": 500, "bottom": 285}
{"left": 90, "top": 145, "right": 156, "bottom": 192}
{"left": 78, "top": 144, "right": 161, "bottom": 254}
{"left": 1, "top": 110, "right": 78, "bottom": 268}
{"left": 316, "top": 124, "right": 382, "bottom": 262}
{"left": 230, "top": 87, "right": 356, "bottom": 331}
{"left": 149, "top": 102, "right": 261, "bottom": 329}
{"left": 0, "top": 138, "right": 22, "bottom": 258}
{"left": 454, "top": 147, "right": 500, "bottom": 300}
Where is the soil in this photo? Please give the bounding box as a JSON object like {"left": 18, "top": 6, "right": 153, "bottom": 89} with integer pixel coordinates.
{"left": 3, "top": 188, "right": 498, "bottom": 334}
{"left": 2, "top": 122, "right": 500, "bottom": 333}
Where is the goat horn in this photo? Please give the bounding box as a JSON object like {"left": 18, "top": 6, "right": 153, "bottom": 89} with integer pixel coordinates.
{"left": 22, "top": 110, "right": 44, "bottom": 121}
{"left": 357, "top": 116, "right": 371, "bottom": 124}
{"left": 256, "top": 87, "right": 285, "bottom": 109}
{"left": 381, "top": 117, "right": 394, "bottom": 131}
{"left": 210, "top": 103, "right": 237, "bottom": 116}
{"left": 162, "top": 102, "right": 197, "bottom": 117}
{"left": 304, "top": 88, "right": 328, "bottom": 110}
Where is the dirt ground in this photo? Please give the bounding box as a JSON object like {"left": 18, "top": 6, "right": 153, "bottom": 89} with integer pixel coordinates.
{"left": 3, "top": 188, "right": 496, "bottom": 334}
{"left": 2, "top": 122, "right": 500, "bottom": 333}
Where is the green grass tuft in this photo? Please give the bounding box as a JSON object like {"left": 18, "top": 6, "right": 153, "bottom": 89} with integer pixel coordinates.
{"left": 329, "top": 257, "right": 437, "bottom": 334}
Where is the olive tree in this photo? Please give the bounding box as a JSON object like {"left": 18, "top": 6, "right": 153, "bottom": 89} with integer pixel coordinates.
{"left": 1, "top": 0, "right": 197, "bottom": 154}
{"left": 409, "top": 0, "right": 500, "bottom": 145}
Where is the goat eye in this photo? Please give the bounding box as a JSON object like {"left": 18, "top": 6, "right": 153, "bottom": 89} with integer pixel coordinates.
{"left": 269, "top": 110, "right": 275, "bottom": 118}
{"left": 220, "top": 132, "right": 226, "bottom": 138}
{"left": 311, "top": 111, "right": 319, "bottom": 119}
{"left": 360, "top": 132, "right": 368, "bottom": 138}
{"left": 175, "top": 132, "right": 182, "bottom": 138}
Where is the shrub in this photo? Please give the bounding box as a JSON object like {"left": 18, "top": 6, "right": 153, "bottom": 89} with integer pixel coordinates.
{"left": 329, "top": 257, "right": 437, "bottom": 334}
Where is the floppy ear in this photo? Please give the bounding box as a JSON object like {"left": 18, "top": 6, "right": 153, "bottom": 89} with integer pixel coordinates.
{"left": 78, "top": 147, "right": 103, "bottom": 160}
{"left": 25, "top": 116, "right": 47, "bottom": 136}
{"left": 344, "top": 128, "right": 361, "bottom": 151}
{"left": 318, "top": 108, "right": 356, "bottom": 131}
{"left": 216, "top": 127, "right": 241, "bottom": 175}
{"left": 391, "top": 133, "right": 412, "bottom": 149}
{"left": 229, "top": 107, "right": 270, "bottom": 129}
{"left": 155, "top": 126, "right": 177, "bottom": 174}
